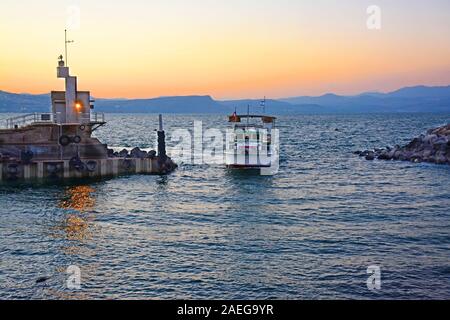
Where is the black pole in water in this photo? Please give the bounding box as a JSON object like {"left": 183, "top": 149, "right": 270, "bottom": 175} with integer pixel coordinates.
{"left": 158, "top": 114, "right": 167, "bottom": 164}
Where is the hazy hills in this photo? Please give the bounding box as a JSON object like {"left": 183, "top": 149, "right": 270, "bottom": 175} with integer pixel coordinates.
{"left": 280, "top": 85, "right": 450, "bottom": 113}
{"left": 1, "top": 85, "right": 449, "bottom": 114}
{"left": 95, "top": 95, "right": 228, "bottom": 114}
{"left": 0, "top": 90, "right": 51, "bottom": 113}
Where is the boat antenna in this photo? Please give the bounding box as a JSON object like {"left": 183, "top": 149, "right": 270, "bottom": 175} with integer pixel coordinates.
{"left": 260, "top": 96, "right": 266, "bottom": 114}
{"left": 247, "top": 104, "right": 250, "bottom": 126}
{"left": 64, "top": 29, "right": 74, "bottom": 66}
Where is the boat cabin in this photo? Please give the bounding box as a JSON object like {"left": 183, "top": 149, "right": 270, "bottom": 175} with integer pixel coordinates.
{"left": 226, "top": 114, "right": 278, "bottom": 170}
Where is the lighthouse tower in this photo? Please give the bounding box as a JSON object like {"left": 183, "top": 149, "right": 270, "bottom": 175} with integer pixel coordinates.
{"left": 51, "top": 56, "right": 91, "bottom": 124}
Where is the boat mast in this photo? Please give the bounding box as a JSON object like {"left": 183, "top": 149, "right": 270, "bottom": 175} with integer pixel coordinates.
{"left": 247, "top": 104, "right": 250, "bottom": 127}
{"left": 261, "top": 96, "right": 266, "bottom": 114}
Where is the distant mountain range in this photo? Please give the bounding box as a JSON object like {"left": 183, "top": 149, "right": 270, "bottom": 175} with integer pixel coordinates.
{"left": 1, "top": 85, "right": 450, "bottom": 114}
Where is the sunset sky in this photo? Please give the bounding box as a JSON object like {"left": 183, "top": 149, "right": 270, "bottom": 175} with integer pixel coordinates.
{"left": 1, "top": 0, "right": 450, "bottom": 99}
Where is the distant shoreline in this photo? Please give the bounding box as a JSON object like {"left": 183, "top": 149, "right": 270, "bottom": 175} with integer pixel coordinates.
{"left": 1, "top": 111, "right": 450, "bottom": 116}
{"left": 1, "top": 85, "right": 450, "bottom": 114}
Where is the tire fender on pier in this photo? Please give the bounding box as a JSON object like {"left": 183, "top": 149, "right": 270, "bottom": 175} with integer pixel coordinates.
{"left": 59, "top": 135, "right": 71, "bottom": 146}
{"left": 86, "top": 160, "right": 97, "bottom": 172}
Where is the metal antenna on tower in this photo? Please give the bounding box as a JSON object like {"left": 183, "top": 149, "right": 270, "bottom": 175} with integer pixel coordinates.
{"left": 64, "top": 29, "right": 74, "bottom": 66}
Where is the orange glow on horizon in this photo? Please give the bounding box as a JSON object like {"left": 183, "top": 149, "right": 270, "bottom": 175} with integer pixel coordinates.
{"left": 1, "top": 0, "right": 450, "bottom": 99}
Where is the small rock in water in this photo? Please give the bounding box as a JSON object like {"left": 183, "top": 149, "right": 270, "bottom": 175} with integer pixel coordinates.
{"left": 377, "top": 150, "right": 391, "bottom": 160}
{"left": 36, "top": 276, "right": 50, "bottom": 284}
{"left": 365, "top": 151, "right": 375, "bottom": 161}
{"left": 359, "top": 150, "right": 370, "bottom": 157}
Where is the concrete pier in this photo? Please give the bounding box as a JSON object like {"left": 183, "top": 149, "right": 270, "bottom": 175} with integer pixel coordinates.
{"left": 0, "top": 156, "right": 171, "bottom": 181}
{"left": 0, "top": 56, "right": 177, "bottom": 181}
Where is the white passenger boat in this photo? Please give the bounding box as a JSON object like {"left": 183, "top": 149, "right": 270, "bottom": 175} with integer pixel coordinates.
{"left": 225, "top": 112, "right": 279, "bottom": 175}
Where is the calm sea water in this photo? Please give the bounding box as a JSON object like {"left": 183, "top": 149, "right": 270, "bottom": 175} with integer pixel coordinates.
{"left": 1, "top": 113, "right": 449, "bottom": 300}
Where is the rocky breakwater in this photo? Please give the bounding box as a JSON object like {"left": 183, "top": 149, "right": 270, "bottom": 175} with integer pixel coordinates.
{"left": 107, "top": 147, "right": 178, "bottom": 174}
{"left": 107, "top": 147, "right": 157, "bottom": 160}
{"left": 355, "top": 124, "right": 450, "bottom": 165}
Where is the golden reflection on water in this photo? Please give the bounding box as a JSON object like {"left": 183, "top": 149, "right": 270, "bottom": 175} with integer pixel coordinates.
{"left": 46, "top": 186, "right": 99, "bottom": 299}
{"left": 54, "top": 185, "right": 97, "bottom": 243}
{"left": 59, "top": 186, "right": 96, "bottom": 212}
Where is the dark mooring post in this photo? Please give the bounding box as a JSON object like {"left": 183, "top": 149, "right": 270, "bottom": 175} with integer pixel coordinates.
{"left": 158, "top": 114, "right": 167, "bottom": 164}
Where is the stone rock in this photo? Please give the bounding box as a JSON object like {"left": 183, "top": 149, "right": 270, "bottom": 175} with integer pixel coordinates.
{"left": 393, "top": 150, "right": 402, "bottom": 160}
{"left": 130, "top": 147, "right": 147, "bottom": 158}
{"left": 365, "top": 151, "right": 375, "bottom": 161}
{"left": 387, "top": 149, "right": 396, "bottom": 159}
{"left": 422, "top": 148, "right": 433, "bottom": 158}
{"left": 119, "top": 149, "right": 129, "bottom": 158}
{"left": 147, "top": 150, "right": 157, "bottom": 159}
{"left": 405, "top": 138, "right": 421, "bottom": 150}
{"left": 434, "top": 137, "right": 448, "bottom": 147}
{"left": 429, "top": 124, "right": 450, "bottom": 136}
{"left": 36, "top": 276, "right": 51, "bottom": 284}
{"left": 378, "top": 150, "right": 391, "bottom": 160}
{"left": 357, "top": 123, "right": 450, "bottom": 166}
{"left": 435, "top": 151, "right": 448, "bottom": 164}
{"left": 423, "top": 134, "right": 438, "bottom": 145}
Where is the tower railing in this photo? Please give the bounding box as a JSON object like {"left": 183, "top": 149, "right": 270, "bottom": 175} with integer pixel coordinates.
{"left": 90, "top": 112, "right": 105, "bottom": 123}
{"left": 5, "top": 113, "right": 55, "bottom": 129}
{"left": 4, "top": 112, "right": 105, "bottom": 129}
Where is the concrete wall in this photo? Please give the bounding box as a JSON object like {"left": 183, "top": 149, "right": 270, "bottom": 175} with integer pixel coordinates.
{"left": 0, "top": 158, "right": 160, "bottom": 181}
{"left": 0, "top": 125, "right": 59, "bottom": 145}
{"left": 65, "top": 76, "right": 78, "bottom": 123}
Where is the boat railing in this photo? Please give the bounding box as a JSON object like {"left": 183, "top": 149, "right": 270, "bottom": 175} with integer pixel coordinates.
{"left": 5, "top": 113, "right": 55, "bottom": 129}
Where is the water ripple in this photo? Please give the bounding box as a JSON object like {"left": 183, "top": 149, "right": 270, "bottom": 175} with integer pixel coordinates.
{"left": 1, "top": 113, "right": 449, "bottom": 299}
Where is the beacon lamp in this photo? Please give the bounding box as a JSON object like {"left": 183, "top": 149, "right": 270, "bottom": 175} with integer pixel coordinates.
{"left": 75, "top": 102, "right": 83, "bottom": 112}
